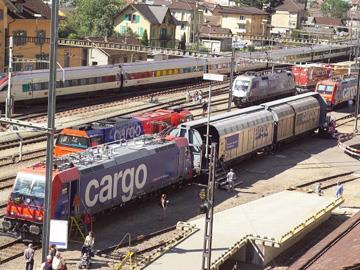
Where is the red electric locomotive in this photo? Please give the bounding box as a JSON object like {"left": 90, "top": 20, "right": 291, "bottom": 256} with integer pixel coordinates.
{"left": 3, "top": 136, "right": 192, "bottom": 241}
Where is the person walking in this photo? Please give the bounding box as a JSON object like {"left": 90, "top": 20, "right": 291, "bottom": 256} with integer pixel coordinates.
{"left": 24, "top": 243, "right": 35, "bottom": 270}
{"left": 315, "top": 182, "right": 323, "bottom": 196}
{"left": 40, "top": 255, "right": 53, "bottom": 270}
{"left": 197, "top": 93, "right": 203, "bottom": 104}
{"left": 185, "top": 90, "right": 191, "bottom": 103}
{"left": 336, "top": 182, "right": 344, "bottom": 198}
{"left": 226, "top": 169, "right": 235, "bottom": 192}
{"left": 52, "top": 252, "right": 66, "bottom": 270}
{"left": 202, "top": 99, "right": 208, "bottom": 117}
{"left": 49, "top": 244, "right": 57, "bottom": 261}
{"left": 160, "top": 193, "right": 169, "bottom": 220}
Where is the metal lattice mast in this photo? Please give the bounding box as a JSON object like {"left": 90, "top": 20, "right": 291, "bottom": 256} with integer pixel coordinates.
{"left": 201, "top": 143, "right": 217, "bottom": 270}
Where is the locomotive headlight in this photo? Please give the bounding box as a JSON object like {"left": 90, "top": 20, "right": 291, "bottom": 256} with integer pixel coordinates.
{"left": 10, "top": 211, "right": 16, "bottom": 216}
{"left": 35, "top": 216, "right": 43, "bottom": 221}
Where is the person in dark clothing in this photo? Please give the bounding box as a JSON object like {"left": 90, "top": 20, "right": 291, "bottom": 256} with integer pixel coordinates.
{"left": 41, "top": 255, "right": 53, "bottom": 270}
{"left": 160, "top": 193, "right": 169, "bottom": 220}
{"left": 49, "top": 244, "right": 57, "bottom": 261}
{"left": 202, "top": 99, "right": 208, "bottom": 117}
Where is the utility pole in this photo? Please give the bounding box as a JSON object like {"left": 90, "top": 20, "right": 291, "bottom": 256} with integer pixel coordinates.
{"left": 201, "top": 142, "right": 217, "bottom": 270}
{"left": 205, "top": 80, "right": 212, "bottom": 159}
{"left": 228, "top": 43, "right": 235, "bottom": 112}
{"left": 354, "top": 55, "right": 360, "bottom": 133}
{"left": 42, "top": 0, "right": 59, "bottom": 262}
{"left": 5, "top": 36, "right": 13, "bottom": 118}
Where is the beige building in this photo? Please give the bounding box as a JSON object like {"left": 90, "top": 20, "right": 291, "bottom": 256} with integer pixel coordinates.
{"left": 114, "top": 4, "right": 177, "bottom": 48}
{"left": 212, "top": 5, "right": 269, "bottom": 37}
{"left": 168, "top": 1, "right": 203, "bottom": 45}
{"left": 0, "top": 0, "right": 84, "bottom": 72}
{"left": 271, "top": 0, "right": 305, "bottom": 35}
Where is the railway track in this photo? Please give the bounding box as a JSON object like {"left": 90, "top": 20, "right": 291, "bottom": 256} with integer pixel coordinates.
{"left": 0, "top": 176, "right": 15, "bottom": 191}
{"left": 297, "top": 214, "right": 360, "bottom": 269}
{"left": 0, "top": 203, "right": 6, "bottom": 218}
{"left": 334, "top": 113, "right": 355, "bottom": 128}
{"left": 290, "top": 171, "right": 360, "bottom": 192}
{"left": 0, "top": 239, "right": 39, "bottom": 265}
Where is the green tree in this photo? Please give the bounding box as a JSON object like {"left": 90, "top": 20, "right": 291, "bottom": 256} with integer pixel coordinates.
{"left": 141, "top": 29, "right": 149, "bottom": 46}
{"left": 179, "top": 33, "right": 186, "bottom": 50}
{"left": 59, "top": 14, "right": 79, "bottom": 38}
{"left": 234, "top": 0, "right": 283, "bottom": 9}
{"left": 320, "top": 0, "right": 350, "bottom": 19}
{"left": 74, "top": 0, "right": 125, "bottom": 38}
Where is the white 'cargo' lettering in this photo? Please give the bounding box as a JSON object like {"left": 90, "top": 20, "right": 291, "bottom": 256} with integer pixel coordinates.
{"left": 85, "top": 179, "right": 99, "bottom": 208}
{"left": 121, "top": 168, "right": 134, "bottom": 202}
{"left": 135, "top": 164, "right": 147, "bottom": 189}
{"left": 84, "top": 164, "right": 148, "bottom": 208}
{"left": 99, "top": 175, "right": 112, "bottom": 203}
{"left": 113, "top": 171, "right": 122, "bottom": 198}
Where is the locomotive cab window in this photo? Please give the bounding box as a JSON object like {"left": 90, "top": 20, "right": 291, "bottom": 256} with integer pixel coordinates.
{"left": 317, "top": 84, "right": 334, "bottom": 94}
{"left": 234, "top": 80, "right": 250, "bottom": 91}
{"left": 56, "top": 134, "right": 89, "bottom": 149}
{"left": 13, "top": 173, "right": 45, "bottom": 199}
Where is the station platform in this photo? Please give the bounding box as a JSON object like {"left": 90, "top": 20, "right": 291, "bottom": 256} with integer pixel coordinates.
{"left": 142, "top": 191, "right": 343, "bottom": 270}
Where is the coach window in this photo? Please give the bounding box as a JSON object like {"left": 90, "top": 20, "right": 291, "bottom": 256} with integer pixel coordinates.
{"left": 88, "top": 77, "right": 95, "bottom": 84}
{"left": 80, "top": 78, "right": 87, "bottom": 85}
{"left": 34, "top": 83, "right": 42, "bottom": 91}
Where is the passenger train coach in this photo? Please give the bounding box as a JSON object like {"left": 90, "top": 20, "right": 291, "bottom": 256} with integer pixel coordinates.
{"left": 0, "top": 43, "right": 355, "bottom": 103}
{"left": 0, "top": 57, "right": 229, "bottom": 103}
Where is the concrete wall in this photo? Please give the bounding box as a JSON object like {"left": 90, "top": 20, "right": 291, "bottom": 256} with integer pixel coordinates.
{"left": 262, "top": 211, "right": 332, "bottom": 265}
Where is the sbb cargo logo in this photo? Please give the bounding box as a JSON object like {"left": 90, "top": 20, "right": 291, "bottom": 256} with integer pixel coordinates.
{"left": 85, "top": 164, "right": 148, "bottom": 208}
{"left": 112, "top": 123, "right": 143, "bottom": 141}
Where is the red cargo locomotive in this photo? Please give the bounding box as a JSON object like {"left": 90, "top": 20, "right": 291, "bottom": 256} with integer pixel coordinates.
{"left": 315, "top": 77, "right": 357, "bottom": 107}
{"left": 3, "top": 136, "right": 192, "bottom": 240}
{"left": 291, "top": 64, "right": 332, "bottom": 93}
